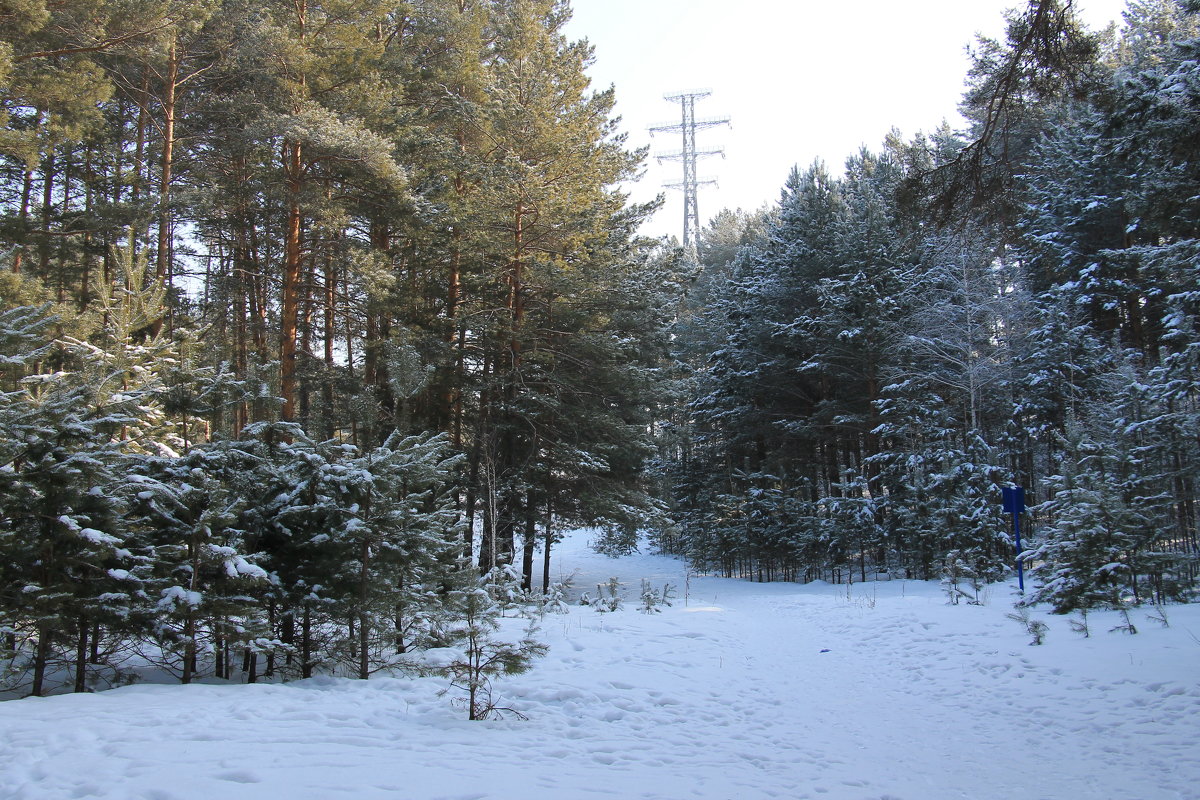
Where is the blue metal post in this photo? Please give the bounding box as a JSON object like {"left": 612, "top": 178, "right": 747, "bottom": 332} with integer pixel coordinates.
{"left": 1002, "top": 486, "right": 1026, "bottom": 594}
{"left": 1013, "top": 511, "right": 1024, "bottom": 593}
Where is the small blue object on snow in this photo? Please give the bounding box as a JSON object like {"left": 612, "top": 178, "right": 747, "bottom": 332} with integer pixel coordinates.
{"left": 820, "top": 649, "right": 831, "bottom": 653}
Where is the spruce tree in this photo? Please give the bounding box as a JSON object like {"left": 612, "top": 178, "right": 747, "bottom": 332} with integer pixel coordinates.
{"left": 0, "top": 303, "right": 145, "bottom": 695}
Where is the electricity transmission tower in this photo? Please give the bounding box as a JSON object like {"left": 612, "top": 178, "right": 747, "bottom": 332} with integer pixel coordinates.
{"left": 650, "top": 91, "right": 729, "bottom": 255}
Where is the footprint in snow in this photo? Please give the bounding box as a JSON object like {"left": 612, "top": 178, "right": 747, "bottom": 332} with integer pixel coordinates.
{"left": 216, "top": 771, "right": 261, "bottom": 783}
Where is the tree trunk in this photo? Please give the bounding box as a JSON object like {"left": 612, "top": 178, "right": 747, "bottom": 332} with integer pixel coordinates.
{"left": 90, "top": 620, "right": 101, "bottom": 664}
{"left": 74, "top": 615, "right": 88, "bottom": 693}
{"left": 521, "top": 488, "right": 536, "bottom": 592}
{"left": 280, "top": 607, "right": 295, "bottom": 667}
{"left": 79, "top": 147, "right": 95, "bottom": 309}
{"left": 30, "top": 622, "right": 52, "bottom": 697}
{"left": 491, "top": 201, "right": 527, "bottom": 568}
{"left": 182, "top": 534, "right": 201, "bottom": 684}
{"left": 265, "top": 601, "right": 277, "bottom": 677}
{"left": 39, "top": 149, "right": 55, "bottom": 287}
{"left": 280, "top": 138, "right": 304, "bottom": 423}
{"left": 214, "top": 623, "right": 225, "bottom": 680}
{"left": 134, "top": 68, "right": 149, "bottom": 204}
{"left": 542, "top": 504, "right": 553, "bottom": 594}
{"left": 154, "top": 38, "right": 179, "bottom": 287}
{"left": 13, "top": 161, "right": 34, "bottom": 273}
{"left": 358, "top": 536, "right": 371, "bottom": 680}
{"left": 323, "top": 248, "right": 337, "bottom": 440}
{"left": 301, "top": 603, "right": 313, "bottom": 679}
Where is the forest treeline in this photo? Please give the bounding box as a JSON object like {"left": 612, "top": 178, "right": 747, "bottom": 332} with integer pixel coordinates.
{"left": 0, "top": 0, "right": 676, "bottom": 697}
{"left": 3, "top": 0, "right": 1199, "bottom": 699}
{"left": 661, "top": 0, "right": 1200, "bottom": 613}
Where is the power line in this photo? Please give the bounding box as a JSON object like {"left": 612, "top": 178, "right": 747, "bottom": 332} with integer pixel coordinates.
{"left": 650, "top": 90, "right": 729, "bottom": 256}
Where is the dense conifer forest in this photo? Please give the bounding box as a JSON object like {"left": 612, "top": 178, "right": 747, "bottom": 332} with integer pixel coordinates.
{"left": 0, "top": 0, "right": 676, "bottom": 698}
{"left": 0, "top": 0, "right": 1197, "bottom": 700}
{"left": 662, "top": 0, "right": 1200, "bottom": 613}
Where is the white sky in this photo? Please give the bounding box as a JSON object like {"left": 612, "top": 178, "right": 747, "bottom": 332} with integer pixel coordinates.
{"left": 564, "top": 0, "right": 1130, "bottom": 240}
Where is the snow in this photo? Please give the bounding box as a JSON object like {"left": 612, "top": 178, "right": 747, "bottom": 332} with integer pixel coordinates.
{"left": 2, "top": 529, "right": 1199, "bottom": 800}
{"left": 78, "top": 528, "right": 118, "bottom": 545}
{"left": 156, "top": 586, "right": 203, "bottom": 610}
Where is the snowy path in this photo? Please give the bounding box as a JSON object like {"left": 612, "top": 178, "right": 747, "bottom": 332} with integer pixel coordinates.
{"left": 2, "top": 530, "right": 1198, "bottom": 800}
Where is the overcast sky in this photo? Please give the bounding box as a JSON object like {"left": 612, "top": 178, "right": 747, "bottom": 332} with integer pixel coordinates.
{"left": 564, "top": 0, "right": 1130, "bottom": 240}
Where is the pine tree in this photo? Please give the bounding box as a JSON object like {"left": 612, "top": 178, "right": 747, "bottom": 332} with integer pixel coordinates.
{"left": 0, "top": 303, "right": 146, "bottom": 695}
{"left": 437, "top": 579, "right": 546, "bottom": 721}
{"left": 124, "top": 444, "right": 268, "bottom": 684}
{"left": 329, "top": 432, "right": 464, "bottom": 679}
{"left": 1025, "top": 356, "right": 1187, "bottom": 612}
{"left": 1026, "top": 422, "right": 1142, "bottom": 613}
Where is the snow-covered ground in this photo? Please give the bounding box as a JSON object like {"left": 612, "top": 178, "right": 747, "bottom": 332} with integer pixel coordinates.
{"left": 3, "top": 530, "right": 1198, "bottom": 800}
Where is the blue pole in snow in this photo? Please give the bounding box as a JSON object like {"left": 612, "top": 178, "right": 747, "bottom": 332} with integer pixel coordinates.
{"left": 1013, "top": 511, "right": 1024, "bottom": 593}
{"left": 1002, "top": 486, "right": 1026, "bottom": 594}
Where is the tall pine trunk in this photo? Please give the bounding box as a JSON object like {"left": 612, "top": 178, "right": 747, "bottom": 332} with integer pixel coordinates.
{"left": 280, "top": 138, "right": 304, "bottom": 422}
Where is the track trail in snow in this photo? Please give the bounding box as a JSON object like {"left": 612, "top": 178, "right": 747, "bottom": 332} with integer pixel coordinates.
{"left": 1, "top": 530, "right": 1198, "bottom": 800}
{"left": 545, "top": 535, "right": 1200, "bottom": 799}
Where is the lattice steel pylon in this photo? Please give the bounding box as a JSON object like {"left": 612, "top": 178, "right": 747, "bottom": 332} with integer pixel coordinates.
{"left": 650, "top": 91, "right": 729, "bottom": 256}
